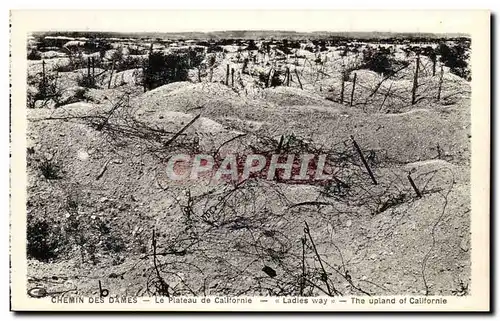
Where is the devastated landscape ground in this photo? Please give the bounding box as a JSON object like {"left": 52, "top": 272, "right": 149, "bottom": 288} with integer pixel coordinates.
{"left": 25, "top": 31, "right": 471, "bottom": 298}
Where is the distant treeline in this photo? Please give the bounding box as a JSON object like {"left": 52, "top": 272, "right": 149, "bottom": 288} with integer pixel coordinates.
{"left": 32, "top": 30, "right": 470, "bottom": 43}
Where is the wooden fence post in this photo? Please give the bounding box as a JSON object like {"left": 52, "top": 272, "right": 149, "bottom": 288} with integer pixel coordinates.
{"left": 231, "top": 68, "right": 235, "bottom": 87}
{"left": 226, "top": 64, "right": 229, "bottom": 86}
{"left": 286, "top": 67, "right": 290, "bottom": 86}
{"left": 411, "top": 52, "right": 420, "bottom": 105}
{"left": 350, "top": 73, "right": 357, "bottom": 106}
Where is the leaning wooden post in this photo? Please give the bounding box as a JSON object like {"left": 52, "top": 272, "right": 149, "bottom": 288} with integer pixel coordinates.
{"left": 286, "top": 67, "right": 290, "bottom": 86}
{"left": 350, "top": 72, "right": 357, "bottom": 106}
{"left": 294, "top": 69, "right": 303, "bottom": 90}
{"left": 164, "top": 114, "right": 201, "bottom": 147}
{"left": 108, "top": 60, "right": 115, "bottom": 89}
{"left": 226, "top": 64, "right": 229, "bottom": 86}
{"left": 437, "top": 64, "right": 444, "bottom": 101}
{"left": 379, "top": 81, "right": 393, "bottom": 111}
{"left": 411, "top": 52, "right": 420, "bottom": 105}
{"left": 407, "top": 173, "right": 422, "bottom": 198}
{"left": 277, "top": 135, "right": 284, "bottom": 152}
{"left": 351, "top": 135, "right": 378, "bottom": 185}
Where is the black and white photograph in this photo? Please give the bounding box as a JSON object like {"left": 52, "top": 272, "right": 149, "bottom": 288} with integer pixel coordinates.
{"left": 9, "top": 9, "right": 490, "bottom": 312}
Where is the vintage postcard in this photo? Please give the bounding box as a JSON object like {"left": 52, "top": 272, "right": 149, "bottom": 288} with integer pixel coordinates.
{"left": 10, "top": 10, "right": 490, "bottom": 311}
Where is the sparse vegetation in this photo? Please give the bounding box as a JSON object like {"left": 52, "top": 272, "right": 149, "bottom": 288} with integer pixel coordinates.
{"left": 143, "top": 51, "right": 193, "bottom": 90}
{"left": 27, "top": 49, "right": 42, "bottom": 60}
{"left": 38, "top": 156, "right": 62, "bottom": 179}
{"left": 437, "top": 40, "right": 471, "bottom": 80}
{"left": 27, "top": 71, "right": 63, "bottom": 108}
{"left": 361, "top": 46, "right": 409, "bottom": 76}
{"left": 25, "top": 32, "right": 472, "bottom": 298}
{"left": 27, "top": 216, "right": 65, "bottom": 262}
{"left": 76, "top": 73, "right": 97, "bottom": 88}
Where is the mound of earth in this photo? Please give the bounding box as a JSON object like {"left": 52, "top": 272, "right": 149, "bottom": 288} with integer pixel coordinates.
{"left": 104, "top": 68, "right": 142, "bottom": 88}
{"left": 251, "top": 104, "right": 469, "bottom": 166}
{"left": 135, "top": 110, "right": 226, "bottom": 133}
{"left": 262, "top": 86, "right": 334, "bottom": 106}
{"left": 27, "top": 58, "right": 71, "bottom": 75}
{"left": 134, "top": 82, "right": 239, "bottom": 112}
{"left": 40, "top": 51, "right": 67, "bottom": 59}
{"left": 133, "top": 82, "right": 275, "bottom": 122}
{"left": 28, "top": 102, "right": 110, "bottom": 120}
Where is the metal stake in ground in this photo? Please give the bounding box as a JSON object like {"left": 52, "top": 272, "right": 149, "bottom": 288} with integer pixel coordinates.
{"left": 226, "top": 64, "right": 229, "bottom": 86}
{"left": 350, "top": 73, "right": 357, "bottom": 106}
{"left": 87, "top": 57, "right": 92, "bottom": 86}
{"left": 350, "top": 135, "right": 378, "bottom": 185}
{"left": 411, "top": 52, "right": 420, "bottom": 105}
{"left": 108, "top": 60, "right": 115, "bottom": 89}
{"left": 407, "top": 172, "right": 422, "bottom": 198}
{"left": 277, "top": 135, "right": 284, "bottom": 152}
{"left": 294, "top": 69, "right": 303, "bottom": 90}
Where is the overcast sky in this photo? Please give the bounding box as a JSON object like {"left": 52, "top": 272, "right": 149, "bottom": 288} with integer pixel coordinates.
{"left": 11, "top": 10, "right": 484, "bottom": 34}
